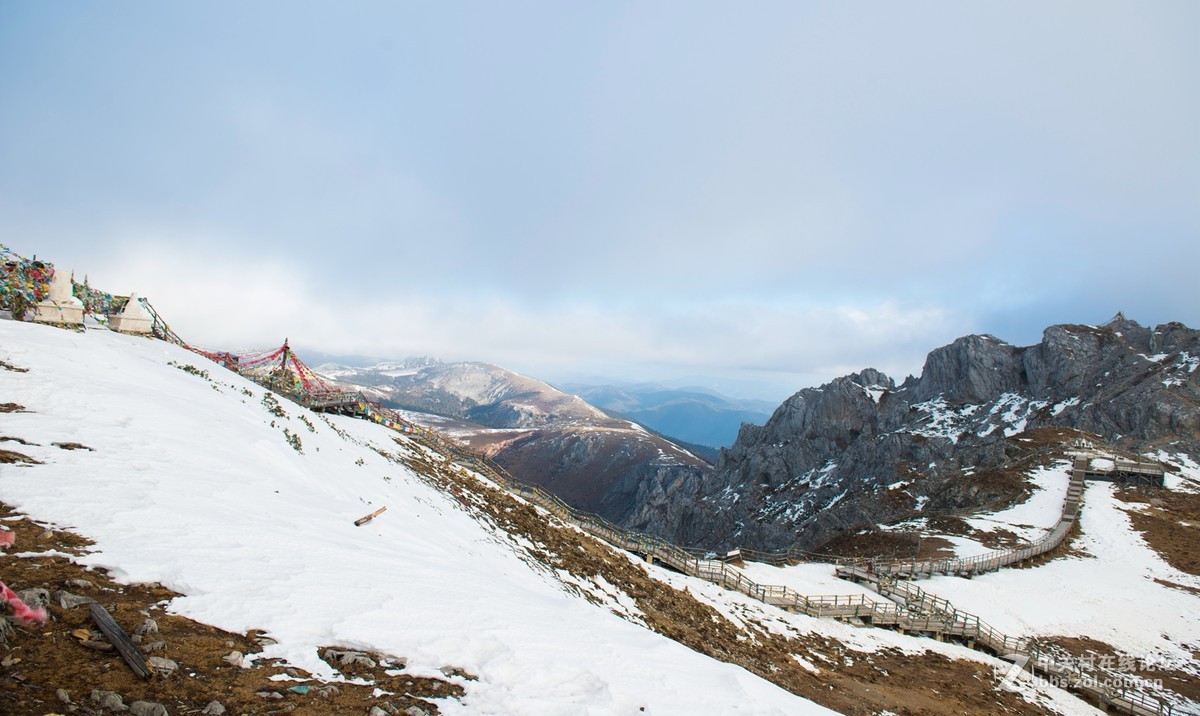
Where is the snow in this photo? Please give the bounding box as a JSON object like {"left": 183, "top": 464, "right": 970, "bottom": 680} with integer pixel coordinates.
{"left": 965, "top": 462, "right": 1072, "bottom": 540}
{"left": 909, "top": 396, "right": 971, "bottom": 443}
{"left": 1153, "top": 450, "right": 1200, "bottom": 492}
{"left": 1051, "top": 397, "right": 1080, "bottom": 416}
{"left": 0, "top": 321, "right": 831, "bottom": 716}
{"left": 923, "top": 481, "right": 1200, "bottom": 670}
{"left": 739, "top": 562, "right": 880, "bottom": 600}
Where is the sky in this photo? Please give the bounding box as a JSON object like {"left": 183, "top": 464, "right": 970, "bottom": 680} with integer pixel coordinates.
{"left": 2, "top": 1, "right": 1197, "bottom": 402}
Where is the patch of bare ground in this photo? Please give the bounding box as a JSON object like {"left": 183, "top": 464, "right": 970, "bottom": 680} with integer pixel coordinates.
{"left": 824, "top": 520, "right": 1026, "bottom": 563}
{"left": 0, "top": 359, "right": 28, "bottom": 373}
{"left": 816, "top": 531, "right": 936, "bottom": 561}
{"left": 1035, "top": 635, "right": 1200, "bottom": 704}
{"left": 0, "top": 450, "right": 40, "bottom": 465}
{"left": 1114, "top": 485, "right": 1200, "bottom": 575}
{"left": 391, "top": 443, "right": 1059, "bottom": 715}
{"left": 1015, "top": 427, "right": 1095, "bottom": 452}
{"left": 0, "top": 503, "right": 461, "bottom": 715}
{"left": 51, "top": 442, "right": 93, "bottom": 452}
{"left": 1, "top": 403, "right": 28, "bottom": 414}
{"left": 1155, "top": 577, "right": 1200, "bottom": 596}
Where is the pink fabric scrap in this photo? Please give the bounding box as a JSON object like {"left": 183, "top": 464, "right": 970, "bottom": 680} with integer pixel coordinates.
{"left": 1, "top": 531, "right": 50, "bottom": 624}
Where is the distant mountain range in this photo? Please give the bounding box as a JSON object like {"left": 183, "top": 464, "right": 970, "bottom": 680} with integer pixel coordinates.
{"left": 556, "top": 383, "right": 774, "bottom": 449}
{"left": 315, "top": 359, "right": 711, "bottom": 525}
{"left": 318, "top": 358, "right": 607, "bottom": 428}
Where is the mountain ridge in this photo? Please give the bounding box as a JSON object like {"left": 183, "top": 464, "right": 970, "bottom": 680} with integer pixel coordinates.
{"left": 317, "top": 359, "right": 713, "bottom": 525}
{"left": 623, "top": 315, "right": 1200, "bottom": 552}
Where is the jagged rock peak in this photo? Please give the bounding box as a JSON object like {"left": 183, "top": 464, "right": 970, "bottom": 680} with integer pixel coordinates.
{"left": 647, "top": 315, "right": 1200, "bottom": 553}
{"left": 913, "top": 334, "right": 1020, "bottom": 404}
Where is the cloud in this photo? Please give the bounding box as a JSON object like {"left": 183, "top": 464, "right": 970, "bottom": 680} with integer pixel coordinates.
{"left": 3, "top": 2, "right": 1196, "bottom": 401}
{"left": 74, "top": 241, "right": 969, "bottom": 397}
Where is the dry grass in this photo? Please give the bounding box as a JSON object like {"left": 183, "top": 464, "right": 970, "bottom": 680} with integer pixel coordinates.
{"left": 0, "top": 503, "right": 460, "bottom": 715}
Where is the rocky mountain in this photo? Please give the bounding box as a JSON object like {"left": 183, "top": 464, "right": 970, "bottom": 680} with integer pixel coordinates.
{"left": 558, "top": 382, "right": 774, "bottom": 449}
{"left": 627, "top": 315, "right": 1200, "bottom": 552}
{"left": 318, "top": 360, "right": 711, "bottom": 525}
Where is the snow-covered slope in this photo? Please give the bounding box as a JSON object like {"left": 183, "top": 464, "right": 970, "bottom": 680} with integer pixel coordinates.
{"left": 924, "top": 479, "right": 1200, "bottom": 669}
{"left": 0, "top": 321, "right": 828, "bottom": 715}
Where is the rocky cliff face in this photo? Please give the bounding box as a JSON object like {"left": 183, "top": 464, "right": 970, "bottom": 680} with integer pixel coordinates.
{"left": 627, "top": 316, "right": 1200, "bottom": 551}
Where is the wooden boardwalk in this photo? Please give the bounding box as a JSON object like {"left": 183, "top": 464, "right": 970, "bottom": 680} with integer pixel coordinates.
{"left": 839, "top": 451, "right": 1163, "bottom": 582}
{"left": 149, "top": 314, "right": 1174, "bottom": 715}
{"left": 433, "top": 443, "right": 1175, "bottom": 715}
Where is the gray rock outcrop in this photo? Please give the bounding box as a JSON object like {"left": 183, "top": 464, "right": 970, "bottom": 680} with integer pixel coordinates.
{"left": 626, "top": 315, "right": 1200, "bottom": 551}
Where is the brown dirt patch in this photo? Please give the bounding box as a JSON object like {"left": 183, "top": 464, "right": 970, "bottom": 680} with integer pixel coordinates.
{"left": 1115, "top": 486, "right": 1200, "bottom": 575}
{"left": 51, "top": 442, "right": 93, "bottom": 452}
{"left": 0, "top": 360, "right": 28, "bottom": 373}
{"left": 1156, "top": 578, "right": 1200, "bottom": 596}
{"left": 0, "top": 404, "right": 28, "bottom": 414}
{"left": 816, "top": 531, "right": 931, "bottom": 561}
{"left": 0, "top": 503, "right": 460, "bottom": 716}
{"left": 1016, "top": 427, "right": 1096, "bottom": 451}
{"left": 926, "top": 515, "right": 973, "bottom": 535}
{"left": 0, "top": 450, "right": 40, "bottom": 465}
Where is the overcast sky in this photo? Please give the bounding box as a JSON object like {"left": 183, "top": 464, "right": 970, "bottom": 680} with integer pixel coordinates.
{"left": 2, "top": 1, "right": 1197, "bottom": 401}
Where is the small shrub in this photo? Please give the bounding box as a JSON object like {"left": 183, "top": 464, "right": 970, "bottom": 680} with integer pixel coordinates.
{"left": 261, "top": 393, "right": 287, "bottom": 418}
{"left": 283, "top": 428, "right": 303, "bottom": 454}
{"left": 169, "top": 361, "right": 210, "bottom": 380}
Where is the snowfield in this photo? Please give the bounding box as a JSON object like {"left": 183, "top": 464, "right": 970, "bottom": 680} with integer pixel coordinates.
{"left": 966, "top": 463, "right": 1072, "bottom": 538}
{"left": 924, "top": 479, "right": 1200, "bottom": 669}
{"left": 0, "top": 321, "right": 832, "bottom": 715}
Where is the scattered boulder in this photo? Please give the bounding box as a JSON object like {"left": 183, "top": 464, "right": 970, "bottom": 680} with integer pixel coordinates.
{"left": 129, "top": 701, "right": 168, "bottom": 716}
{"left": 55, "top": 688, "right": 71, "bottom": 704}
{"left": 385, "top": 656, "right": 408, "bottom": 670}
{"left": 148, "top": 655, "right": 178, "bottom": 676}
{"left": 201, "top": 702, "right": 227, "bottom": 716}
{"left": 91, "top": 690, "right": 128, "bottom": 712}
{"left": 323, "top": 648, "right": 377, "bottom": 668}
{"left": 222, "top": 650, "right": 244, "bottom": 667}
{"left": 134, "top": 617, "right": 159, "bottom": 638}
{"left": 52, "top": 589, "right": 95, "bottom": 609}
{"left": 16, "top": 587, "right": 49, "bottom": 609}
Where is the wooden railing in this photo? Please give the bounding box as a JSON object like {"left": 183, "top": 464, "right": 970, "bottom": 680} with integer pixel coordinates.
{"left": 162, "top": 330, "right": 1175, "bottom": 715}
{"left": 433, "top": 444, "right": 1175, "bottom": 715}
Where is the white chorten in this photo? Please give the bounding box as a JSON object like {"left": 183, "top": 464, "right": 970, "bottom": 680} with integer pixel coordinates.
{"left": 32, "top": 269, "right": 84, "bottom": 326}
{"left": 109, "top": 292, "right": 154, "bottom": 335}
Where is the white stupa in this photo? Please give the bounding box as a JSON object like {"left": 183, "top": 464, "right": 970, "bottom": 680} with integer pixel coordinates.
{"left": 32, "top": 269, "right": 84, "bottom": 326}
{"left": 108, "top": 292, "right": 153, "bottom": 335}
